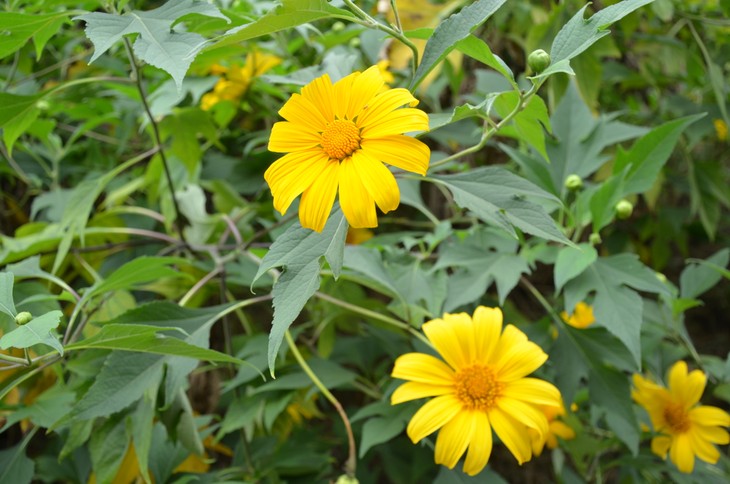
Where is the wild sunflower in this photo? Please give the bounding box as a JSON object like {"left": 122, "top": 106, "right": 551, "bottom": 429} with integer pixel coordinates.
{"left": 265, "top": 65, "right": 430, "bottom": 232}
{"left": 632, "top": 360, "right": 730, "bottom": 473}
{"left": 390, "top": 306, "right": 562, "bottom": 476}
{"left": 560, "top": 301, "right": 595, "bottom": 329}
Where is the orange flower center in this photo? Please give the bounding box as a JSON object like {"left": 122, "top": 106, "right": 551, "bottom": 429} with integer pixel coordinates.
{"left": 455, "top": 364, "right": 503, "bottom": 411}
{"left": 663, "top": 402, "right": 690, "bottom": 433}
{"left": 321, "top": 119, "right": 361, "bottom": 160}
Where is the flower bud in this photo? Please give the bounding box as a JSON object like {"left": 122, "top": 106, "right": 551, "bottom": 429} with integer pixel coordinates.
{"left": 564, "top": 174, "right": 582, "bottom": 190}
{"left": 615, "top": 199, "right": 633, "bottom": 219}
{"left": 335, "top": 475, "right": 359, "bottom": 484}
{"left": 15, "top": 311, "right": 33, "bottom": 325}
{"left": 332, "top": 21, "right": 346, "bottom": 32}
{"left": 589, "top": 232, "right": 602, "bottom": 246}
{"left": 349, "top": 37, "right": 361, "bottom": 49}
{"left": 528, "top": 49, "right": 551, "bottom": 73}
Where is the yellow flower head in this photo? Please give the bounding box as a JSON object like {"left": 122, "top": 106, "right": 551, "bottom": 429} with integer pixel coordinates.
{"left": 391, "top": 307, "right": 562, "bottom": 476}
{"left": 632, "top": 360, "right": 730, "bottom": 473}
{"left": 266, "top": 65, "right": 430, "bottom": 232}
{"left": 529, "top": 403, "right": 576, "bottom": 456}
{"left": 560, "top": 302, "right": 595, "bottom": 329}
{"left": 201, "top": 51, "right": 281, "bottom": 111}
{"left": 714, "top": 119, "right": 728, "bottom": 141}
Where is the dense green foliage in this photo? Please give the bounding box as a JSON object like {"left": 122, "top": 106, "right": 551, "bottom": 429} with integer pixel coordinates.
{"left": 1, "top": 0, "right": 729, "bottom": 482}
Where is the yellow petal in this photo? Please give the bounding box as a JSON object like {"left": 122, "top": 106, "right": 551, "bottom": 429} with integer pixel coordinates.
{"left": 361, "top": 108, "right": 429, "bottom": 139}
{"left": 549, "top": 421, "right": 576, "bottom": 442}
{"left": 496, "top": 397, "right": 549, "bottom": 437}
{"left": 351, "top": 150, "right": 400, "bottom": 214}
{"left": 391, "top": 352, "right": 455, "bottom": 386}
{"left": 463, "top": 411, "right": 492, "bottom": 476}
{"left": 360, "top": 135, "right": 430, "bottom": 175}
{"left": 278, "top": 93, "right": 329, "bottom": 130}
{"left": 435, "top": 410, "right": 475, "bottom": 469}
{"left": 495, "top": 340, "right": 548, "bottom": 382}
{"left": 347, "top": 65, "right": 384, "bottom": 120}
{"left": 651, "top": 435, "right": 671, "bottom": 458}
{"left": 422, "top": 317, "right": 469, "bottom": 370}
{"left": 391, "top": 381, "right": 454, "bottom": 404}
{"left": 268, "top": 121, "right": 321, "bottom": 152}
{"left": 502, "top": 378, "right": 562, "bottom": 407}
{"left": 264, "top": 150, "right": 329, "bottom": 214}
{"left": 489, "top": 408, "right": 533, "bottom": 464}
{"left": 358, "top": 88, "right": 418, "bottom": 127}
{"left": 678, "top": 369, "right": 707, "bottom": 410}
{"left": 301, "top": 73, "right": 334, "bottom": 121}
{"left": 442, "top": 312, "right": 476, "bottom": 365}
{"left": 406, "top": 394, "right": 462, "bottom": 443}
{"left": 332, "top": 71, "right": 356, "bottom": 120}
{"left": 670, "top": 433, "right": 695, "bottom": 473}
{"left": 690, "top": 406, "right": 730, "bottom": 427}
{"left": 299, "top": 160, "right": 340, "bottom": 232}
{"left": 339, "top": 157, "right": 377, "bottom": 228}
{"left": 473, "top": 306, "right": 503, "bottom": 365}
{"left": 492, "top": 324, "right": 528, "bottom": 362}
{"left": 689, "top": 428, "right": 720, "bottom": 464}
{"left": 694, "top": 425, "right": 729, "bottom": 444}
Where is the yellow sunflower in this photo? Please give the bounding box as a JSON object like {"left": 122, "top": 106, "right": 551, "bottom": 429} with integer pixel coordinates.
{"left": 560, "top": 301, "right": 595, "bottom": 329}
{"left": 390, "top": 306, "right": 562, "bottom": 476}
{"left": 632, "top": 360, "right": 730, "bottom": 473}
{"left": 265, "top": 65, "right": 430, "bottom": 232}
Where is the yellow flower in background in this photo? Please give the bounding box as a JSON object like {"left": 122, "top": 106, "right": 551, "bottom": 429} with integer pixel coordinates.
{"left": 714, "top": 119, "right": 728, "bottom": 141}
{"left": 390, "top": 306, "right": 562, "bottom": 475}
{"left": 201, "top": 51, "right": 281, "bottom": 110}
{"left": 561, "top": 302, "right": 595, "bottom": 329}
{"left": 266, "top": 65, "right": 430, "bottom": 232}
{"left": 346, "top": 227, "right": 374, "bottom": 244}
{"left": 632, "top": 361, "right": 730, "bottom": 473}
{"left": 376, "top": 59, "right": 395, "bottom": 86}
{"left": 529, "top": 403, "right": 576, "bottom": 456}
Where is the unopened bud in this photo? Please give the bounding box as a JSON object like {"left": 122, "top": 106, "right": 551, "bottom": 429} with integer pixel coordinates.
{"left": 35, "top": 100, "right": 50, "bottom": 111}
{"left": 335, "top": 475, "right": 359, "bottom": 484}
{"left": 349, "top": 37, "right": 361, "bottom": 49}
{"left": 528, "top": 49, "right": 551, "bottom": 73}
{"left": 332, "top": 21, "right": 346, "bottom": 32}
{"left": 15, "top": 311, "right": 32, "bottom": 325}
{"left": 589, "top": 232, "right": 602, "bottom": 246}
{"left": 564, "top": 174, "right": 582, "bottom": 190}
{"left": 615, "top": 199, "right": 633, "bottom": 219}
{"left": 655, "top": 272, "right": 667, "bottom": 284}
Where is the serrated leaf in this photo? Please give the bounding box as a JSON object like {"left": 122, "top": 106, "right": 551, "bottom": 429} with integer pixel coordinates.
{"left": 431, "top": 167, "right": 572, "bottom": 245}
{"left": 554, "top": 244, "right": 597, "bottom": 292}
{"left": 0, "top": 11, "right": 72, "bottom": 60}
{"left": 412, "top": 0, "right": 508, "bottom": 90}
{"left": 213, "top": 0, "right": 354, "bottom": 48}
{"left": 0, "top": 272, "right": 17, "bottom": 318}
{"left": 0, "top": 310, "right": 63, "bottom": 355}
{"left": 75, "top": 0, "right": 229, "bottom": 90}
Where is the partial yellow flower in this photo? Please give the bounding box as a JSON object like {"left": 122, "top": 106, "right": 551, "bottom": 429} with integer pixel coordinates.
{"left": 632, "top": 360, "right": 730, "bottom": 473}
{"left": 529, "top": 404, "right": 576, "bottom": 456}
{"left": 714, "top": 119, "right": 728, "bottom": 141}
{"left": 346, "top": 227, "right": 374, "bottom": 244}
{"left": 376, "top": 60, "right": 395, "bottom": 86}
{"left": 560, "top": 302, "right": 595, "bottom": 329}
{"left": 390, "top": 306, "right": 562, "bottom": 476}
{"left": 201, "top": 51, "right": 281, "bottom": 111}
{"left": 266, "top": 65, "right": 430, "bottom": 232}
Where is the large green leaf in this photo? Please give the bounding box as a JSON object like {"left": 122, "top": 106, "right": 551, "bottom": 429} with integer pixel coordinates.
{"left": 0, "top": 272, "right": 17, "bottom": 318}
{"left": 0, "top": 443, "right": 34, "bottom": 484}
{"left": 563, "top": 254, "right": 671, "bottom": 366}
{"left": 75, "top": 0, "right": 229, "bottom": 89}
{"left": 0, "top": 11, "right": 72, "bottom": 59}
{"left": 431, "top": 167, "right": 571, "bottom": 245}
{"left": 213, "top": 0, "right": 354, "bottom": 48}
{"left": 0, "top": 310, "right": 63, "bottom": 355}
{"left": 254, "top": 208, "right": 348, "bottom": 374}
{"left": 412, "top": 0, "right": 508, "bottom": 90}
{"left": 554, "top": 243, "right": 597, "bottom": 292}
{"left": 0, "top": 92, "right": 43, "bottom": 155}
{"left": 89, "top": 257, "right": 189, "bottom": 297}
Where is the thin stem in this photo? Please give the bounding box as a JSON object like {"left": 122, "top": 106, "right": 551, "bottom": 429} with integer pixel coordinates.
{"left": 179, "top": 265, "right": 222, "bottom": 307}
{"left": 0, "top": 142, "right": 31, "bottom": 185}
{"left": 23, "top": 348, "right": 32, "bottom": 366}
{"left": 3, "top": 51, "right": 20, "bottom": 90}
{"left": 520, "top": 276, "right": 563, "bottom": 326}
{"left": 122, "top": 38, "right": 188, "bottom": 246}
{"left": 285, "top": 330, "right": 357, "bottom": 477}
{"left": 389, "top": 0, "right": 404, "bottom": 33}
{"left": 0, "top": 352, "right": 29, "bottom": 365}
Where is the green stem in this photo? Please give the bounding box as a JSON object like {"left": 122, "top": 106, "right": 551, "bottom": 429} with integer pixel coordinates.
{"left": 285, "top": 330, "right": 357, "bottom": 477}
{"left": 0, "top": 352, "right": 29, "bottom": 365}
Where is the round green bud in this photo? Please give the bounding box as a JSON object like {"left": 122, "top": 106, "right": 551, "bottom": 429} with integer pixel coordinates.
{"left": 564, "top": 174, "right": 583, "bottom": 190}
{"left": 335, "top": 475, "right": 359, "bottom": 484}
{"left": 35, "top": 100, "right": 50, "bottom": 111}
{"left": 589, "top": 232, "right": 602, "bottom": 246}
{"left": 528, "top": 49, "right": 551, "bottom": 73}
{"left": 348, "top": 37, "right": 361, "bottom": 49}
{"left": 655, "top": 272, "right": 667, "bottom": 284}
{"left": 15, "top": 311, "right": 33, "bottom": 325}
{"left": 332, "top": 21, "right": 346, "bottom": 32}
{"left": 615, "top": 199, "right": 633, "bottom": 219}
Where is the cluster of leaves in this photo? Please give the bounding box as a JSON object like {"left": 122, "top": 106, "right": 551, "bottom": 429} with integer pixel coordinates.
{"left": 1, "top": 0, "right": 729, "bottom": 483}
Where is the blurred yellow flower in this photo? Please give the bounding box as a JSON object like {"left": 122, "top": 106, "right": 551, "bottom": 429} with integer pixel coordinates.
{"left": 346, "top": 227, "right": 374, "bottom": 244}
{"left": 632, "top": 360, "right": 730, "bottom": 473}
{"left": 201, "top": 51, "right": 281, "bottom": 110}
{"left": 376, "top": 59, "right": 395, "bottom": 86}
{"left": 266, "top": 65, "right": 430, "bottom": 232}
{"left": 391, "top": 306, "right": 562, "bottom": 475}
{"left": 529, "top": 403, "right": 576, "bottom": 456}
{"left": 714, "top": 119, "right": 728, "bottom": 141}
{"left": 560, "top": 302, "right": 595, "bottom": 329}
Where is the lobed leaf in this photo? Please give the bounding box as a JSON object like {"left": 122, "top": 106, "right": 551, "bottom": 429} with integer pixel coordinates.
{"left": 0, "top": 310, "right": 64, "bottom": 355}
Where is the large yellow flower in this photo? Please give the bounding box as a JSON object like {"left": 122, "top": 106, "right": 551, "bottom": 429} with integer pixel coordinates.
{"left": 265, "top": 65, "right": 430, "bottom": 232}
{"left": 632, "top": 360, "right": 730, "bottom": 473}
{"left": 390, "top": 307, "right": 562, "bottom": 476}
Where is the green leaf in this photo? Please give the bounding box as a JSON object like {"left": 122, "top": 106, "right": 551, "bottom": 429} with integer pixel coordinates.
{"left": 412, "top": 0, "right": 508, "bottom": 90}
{"left": 253, "top": 208, "right": 348, "bottom": 375}
{"left": 89, "top": 415, "right": 129, "bottom": 484}
{"left": 0, "top": 11, "right": 72, "bottom": 60}
{"left": 431, "top": 167, "right": 572, "bottom": 245}
{"left": 494, "top": 92, "right": 552, "bottom": 160}
{"left": 1, "top": 385, "right": 75, "bottom": 431}
{"left": 554, "top": 244, "right": 597, "bottom": 292}
{"left": 0, "top": 92, "right": 45, "bottom": 155}
{"left": 0, "top": 272, "right": 17, "bottom": 318}
{"left": 563, "top": 255, "right": 670, "bottom": 366}
{"left": 359, "top": 414, "right": 408, "bottom": 458}
{"left": 550, "top": 0, "right": 654, "bottom": 65}
{"left": 213, "top": 0, "right": 354, "bottom": 48}
{"left": 680, "top": 249, "right": 729, "bottom": 299}
{"left": 589, "top": 364, "right": 639, "bottom": 454}
{"left": 75, "top": 0, "right": 229, "bottom": 89}
{"left": 589, "top": 172, "right": 625, "bottom": 232}
{"left": 613, "top": 114, "right": 703, "bottom": 195}
{"left": 0, "top": 443, "right": 34, "bottom": 484}
{"left": 0, "top": 310, "right": 63, "bottom": 355}
{"left": 6, "top": 256, "right": 74, "bottom": 297}
{"left": 455, "top": 35, "right": 515, "bottom": 85}
{"left": 428, "top": 94, "right": 498, "bottom": 132}
{"left": 89, "top": 257, "right": 188, "bottom": 297}
{"left": 65, "top": 323, "right": 243, "bottom": 363}
{"left": 131, "top": 387, "right": 157, "bottom": 483}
